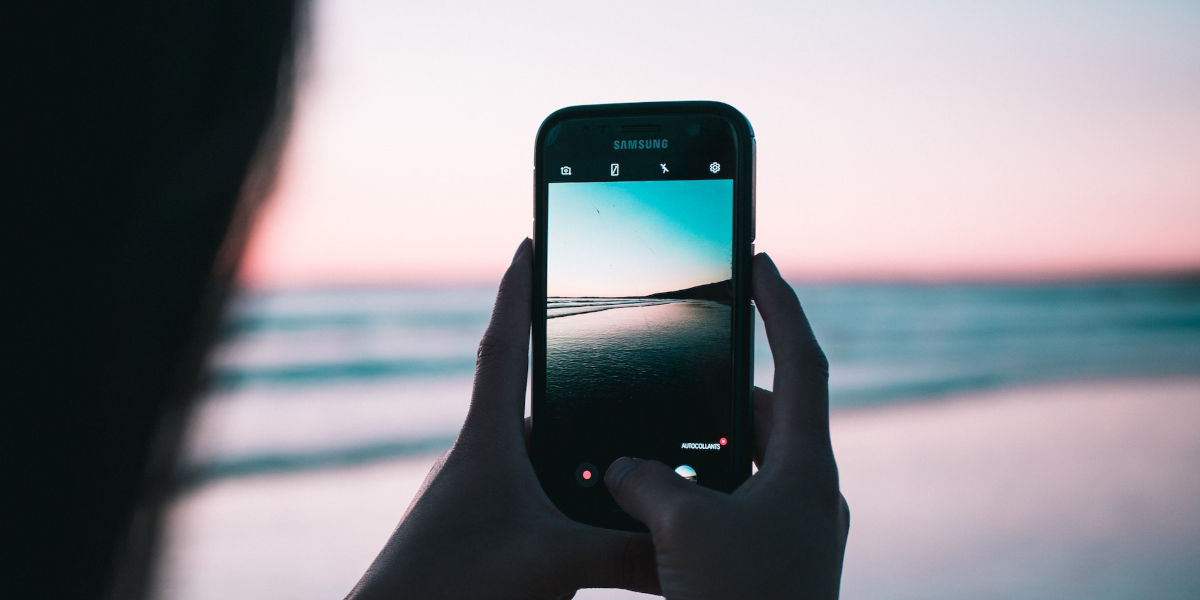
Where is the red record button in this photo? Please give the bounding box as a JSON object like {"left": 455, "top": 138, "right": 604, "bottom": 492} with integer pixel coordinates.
{"left": 575, "top": 462, "right": 599, "bottom": 488}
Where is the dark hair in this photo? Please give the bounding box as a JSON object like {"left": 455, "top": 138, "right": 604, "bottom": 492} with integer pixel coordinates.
{"left": 10, "top": 4, "right": 306, "bottom": 598}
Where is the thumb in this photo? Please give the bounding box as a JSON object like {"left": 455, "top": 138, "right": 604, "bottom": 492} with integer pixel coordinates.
{"left": 604, "top": 458, "right": 711, "bottom": 530}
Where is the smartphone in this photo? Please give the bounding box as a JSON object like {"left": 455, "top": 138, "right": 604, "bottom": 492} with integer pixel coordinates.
{"left": 531, "top": 101, "right": 755, "bottom": 531}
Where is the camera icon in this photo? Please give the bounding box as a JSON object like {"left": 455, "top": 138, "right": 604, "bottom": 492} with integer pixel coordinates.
{"left": 560, "top": 166, "right": 572, "bottom": 176}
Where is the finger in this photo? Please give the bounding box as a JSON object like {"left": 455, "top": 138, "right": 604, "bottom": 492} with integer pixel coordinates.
{"left": 462, "top": 238, "right": 533, "bottom": 450}
{"left": 604, "top": 457, "right": 715, "bottom": 532}
{"left": 753, "top": 386, "right": 773, "bottom": 468}
{"left": 752, "top": 253, "right": 831, "bottom": 448}
{"left": 553, "top": 525, "right": 661, "bottom": 595}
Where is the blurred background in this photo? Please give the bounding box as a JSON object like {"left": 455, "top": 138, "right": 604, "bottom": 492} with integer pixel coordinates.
{"left": 153, "top": 1, "right": 1200, "bottom": 598}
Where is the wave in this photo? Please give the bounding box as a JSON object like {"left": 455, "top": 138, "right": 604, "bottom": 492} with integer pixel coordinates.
{"left": 178, "top": 433, "right": 458, "bottom": 490}
{"left": 547, "top": 298, "right": 680, "bottom": 318}
{"left": 210, "top": 356, "right": 476, "bottom": 389}
{"left": 222, "top": 311, "right": 488, "bottom": 336}
{"left": 548, "top": 297, "right": 658, "bottom": 306}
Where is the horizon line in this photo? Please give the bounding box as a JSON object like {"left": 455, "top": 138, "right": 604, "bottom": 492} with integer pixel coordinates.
{"left": 233, "top": 266, "right": 1200, "bottom": 294}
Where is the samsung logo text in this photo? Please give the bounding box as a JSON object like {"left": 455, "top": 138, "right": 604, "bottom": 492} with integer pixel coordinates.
{"left": 613, "top": 139, "right": 669, "bottom": 150}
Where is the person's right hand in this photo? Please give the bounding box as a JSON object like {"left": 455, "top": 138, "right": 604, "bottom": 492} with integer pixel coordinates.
{"left": 604, "top": 252, "right": 850, "bottom": 599}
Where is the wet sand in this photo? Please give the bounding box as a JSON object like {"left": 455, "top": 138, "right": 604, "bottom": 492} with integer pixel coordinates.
{"left": 154, "top": 377, "right": 1200, "bottom": 599}
{"left": 835, "top": 377, "right": 1200, "bottom": 600}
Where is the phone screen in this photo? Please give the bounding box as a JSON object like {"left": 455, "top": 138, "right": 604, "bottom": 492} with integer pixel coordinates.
{"left": 533, "top": 104, "right": 752, "bottom": 529}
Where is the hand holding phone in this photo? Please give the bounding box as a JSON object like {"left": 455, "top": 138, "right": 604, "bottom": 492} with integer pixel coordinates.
{"left": 351, "top": 102, "right": 847, "bottom": 597}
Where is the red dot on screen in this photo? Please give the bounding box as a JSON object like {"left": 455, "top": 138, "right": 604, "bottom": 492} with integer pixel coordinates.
{"left": 719, "top": 437, "right": 728, "bottom": 446}
{"left": 582, "top": 470, "right": 593, "bottom": 480}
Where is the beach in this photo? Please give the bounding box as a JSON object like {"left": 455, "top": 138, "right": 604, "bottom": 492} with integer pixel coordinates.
{"left": 153, "top": 376, "right": 1200, "bottom": 599}
{"left": 543, "top": 298, "right": 733, "bottom": 523}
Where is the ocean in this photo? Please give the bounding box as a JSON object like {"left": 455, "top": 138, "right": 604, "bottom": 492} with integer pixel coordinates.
{"left": 182, "top": 278, "right": 1200, "bottom": 487}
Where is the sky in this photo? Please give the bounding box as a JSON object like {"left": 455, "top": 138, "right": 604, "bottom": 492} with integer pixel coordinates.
{"left": 239, "top": 0, "right": 1200, "bottom": 287}
{"left": 548, "top": 180, "right": 732, "bottom": 297}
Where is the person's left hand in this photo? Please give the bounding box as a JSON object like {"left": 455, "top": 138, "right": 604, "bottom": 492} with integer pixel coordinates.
{"left": 348, "top": 238, "right": 659, "bottom": 600}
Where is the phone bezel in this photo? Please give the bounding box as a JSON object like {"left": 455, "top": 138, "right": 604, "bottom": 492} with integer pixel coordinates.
{"left": 531, "top": 101, "right": 755, "bottom": 530}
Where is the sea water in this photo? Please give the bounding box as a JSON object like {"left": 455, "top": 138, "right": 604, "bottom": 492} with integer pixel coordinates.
{"left": 182, "top": 279, "right": 1200, "bottom": 486}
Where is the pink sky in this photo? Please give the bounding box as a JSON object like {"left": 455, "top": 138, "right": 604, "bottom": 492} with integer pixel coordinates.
{"left": 239, "top": 1, "right": 1200, "bottom": 287}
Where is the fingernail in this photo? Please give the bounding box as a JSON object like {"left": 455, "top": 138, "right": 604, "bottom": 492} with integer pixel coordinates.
{"left": 606, "top": 457, "right": 640, "bottom": 487}
{"left": 511, "top": 238, "right": 532, "bottom": 262}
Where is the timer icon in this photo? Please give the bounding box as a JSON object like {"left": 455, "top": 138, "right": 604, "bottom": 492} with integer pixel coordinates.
{"left": 709, "top": 162, "right": 721, "bottom": 174}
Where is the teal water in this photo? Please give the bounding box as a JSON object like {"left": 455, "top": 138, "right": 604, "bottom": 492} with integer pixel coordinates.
{"left": 186, "top": 278, "right": 1200, "bottom": 486}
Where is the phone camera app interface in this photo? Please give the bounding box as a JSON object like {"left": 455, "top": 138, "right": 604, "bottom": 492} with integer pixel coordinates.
{"left": 545, "top": 179, "right": 734, "bottom": 496}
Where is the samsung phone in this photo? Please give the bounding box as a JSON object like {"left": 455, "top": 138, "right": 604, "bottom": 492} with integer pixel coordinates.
{"left": 531, "top": 101, "right": 755, "bottom": 531}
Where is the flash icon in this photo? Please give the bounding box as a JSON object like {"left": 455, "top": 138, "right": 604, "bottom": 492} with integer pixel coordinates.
{"left": 610, "top": 163, "right": 620, "bottom": 176}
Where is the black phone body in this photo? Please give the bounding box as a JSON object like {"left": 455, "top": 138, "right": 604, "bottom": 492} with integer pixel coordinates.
{"left": 531, "top": 101, "right": 755, "bottom": 531}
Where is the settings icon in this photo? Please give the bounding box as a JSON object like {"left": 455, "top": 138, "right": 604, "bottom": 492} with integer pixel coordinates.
{"left": 709, "top": 162, "right": 721, "bottom": 174}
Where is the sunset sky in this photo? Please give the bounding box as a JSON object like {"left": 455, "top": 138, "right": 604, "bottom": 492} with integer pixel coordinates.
{"left": 548, "top": 180, "right": 732, "bottom": 297}
{"left": 239, "top": 0, "right": 1200, "bottom": 287}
